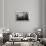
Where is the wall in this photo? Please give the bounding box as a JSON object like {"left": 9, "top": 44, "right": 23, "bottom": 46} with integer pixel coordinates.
{"left": 4, "top": 0, "right": 42, "bottom": 32}
{"left": 0, "top": 0, "right": 3, "bottom": 33}
{"left": 42, "top": 0, "right": 46, "bottom": 37}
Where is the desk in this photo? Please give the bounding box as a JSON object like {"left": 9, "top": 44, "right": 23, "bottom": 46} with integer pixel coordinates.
{"left": 9, "top": 37, "right": 36, "bottom": 45}
{"left": 6, "top": 41, "right": 40, "bottom": 46}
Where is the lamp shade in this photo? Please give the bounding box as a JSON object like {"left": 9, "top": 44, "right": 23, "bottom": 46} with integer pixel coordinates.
{"left": 37, "top": 29, "right": 41, "bottom": 31}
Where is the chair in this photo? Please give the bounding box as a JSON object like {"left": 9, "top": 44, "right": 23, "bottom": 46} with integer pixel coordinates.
{"left": 3, "top": 33, "right": 10, "bottom": 44}
{"left": 0, "top": 37, "right": 3, "bottom": 46}
{"left": 0, "top": 33, "right": 3, "bottom": 46}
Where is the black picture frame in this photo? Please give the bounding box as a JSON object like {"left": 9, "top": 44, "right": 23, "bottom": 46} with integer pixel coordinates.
{"left": 16, "top": 12, "right": 29, "bottom": 21}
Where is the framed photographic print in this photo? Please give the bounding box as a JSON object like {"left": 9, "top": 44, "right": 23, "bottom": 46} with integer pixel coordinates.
{"left": 16, "top": 11, "right": 29, "bottom": 21}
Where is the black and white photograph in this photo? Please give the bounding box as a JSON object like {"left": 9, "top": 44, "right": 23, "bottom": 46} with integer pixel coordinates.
{"left": 16, "top": 12, "right": 29, "bottom": 21}
{"left": 0, "top": 0, "right": 46, "bottom": 46}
